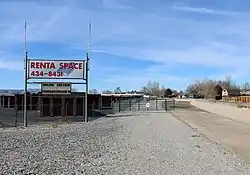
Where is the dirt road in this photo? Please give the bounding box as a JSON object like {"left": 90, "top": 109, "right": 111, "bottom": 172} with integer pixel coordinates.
{"left": 173, "top": 100, "right": 250, "bottom": 162}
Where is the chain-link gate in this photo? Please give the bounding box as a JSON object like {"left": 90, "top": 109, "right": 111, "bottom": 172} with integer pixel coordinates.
{"left": 111, "top": 98, "right": 175, "bottom": 113}
{"left": 165, "top": 99, "right": 175, "bottom": 112}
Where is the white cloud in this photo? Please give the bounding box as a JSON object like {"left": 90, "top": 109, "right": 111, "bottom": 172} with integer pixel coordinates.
{"left": 172, "top": 5, "right": 248, "bottom": 15}
{"left": 1, "top": 0, "right": 250, "bottom": 86}
{"left": 0, "top": 59, "right": 23, "bottom": 71}
{"left": 100, "top": 64, "right": 186, "bottom": 91}
{"left": 0, "top": 51, "right": 24, "bottom": 70}
{"left": 101, "top": 0, "right": 133, "bottom": 9}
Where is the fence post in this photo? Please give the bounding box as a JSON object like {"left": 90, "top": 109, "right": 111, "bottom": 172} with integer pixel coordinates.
{"left": 65, "top": 102, "right": 68, "bottom": 121}
{"left": 129, "top": 98, "right": 132, "bottom": 111}
{"left": 0, "top": 95, "right": 2, "bottom": 112}
{"left": 14, "top": 96, "right": 18, "bottom": 127}
{"left": 165, "top": 100, "right": 167, "bottom": 112}
{"left": 92, "top": 101, "right": 94, "bottom": 117}
{"left": 50, "top": 98, "right": 53, "bottom": 117}
{"left": 156, "top": 99, "right": 158, "bottom": 111}
{"left": 138, "top": 100, "right": 140, "bottom": 111}
{"left": 30, "top": 95, "right": 32, "bottom": 110}
{"left": 7, "top": 96, "right": 10, "bottom": 108}
{"left": 119, "top": 100, "right": 121, "bottom": 113}
{"left": 111, "top": 101, "right": 114, "bottom": 113}
{"left": 61, "top": 97, "right": 65, "bottom": 118}
{"left": 73, "top": 97, "right": 76, "bottom": 117}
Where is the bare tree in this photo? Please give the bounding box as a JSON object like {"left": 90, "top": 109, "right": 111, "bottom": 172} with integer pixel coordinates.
{"left": 141, "top": 80, "right": 161, "bottom": 96}
{"left": 159, "top": 86, "right": 166, "bottom": 97}
{"left": 241, "top": 82, "right": 250, "bottom": 91}
{"left": 102, "top": 90, "right": 113, "bottom": 94}
{"left": 186, "top": 76, "right": 240, "bottom": 98}
{"left": 114, "top": 87, "right": 122, "bottom": 94}
{"left": 141, "top": 81, "right": 177, "bottom": 97}
{"left": 179, "top": 90, "right": 184, "bottom": 95}
{"left": 89, "top": 89, "right": 99, "bottom": 94}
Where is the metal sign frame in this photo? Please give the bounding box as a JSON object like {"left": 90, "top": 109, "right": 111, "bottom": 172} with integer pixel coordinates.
{"left": 27, "top": 59, "right": 86, "bottom": 80}
{"left": 23, "top": 22, "right": 91, "bottom": 127}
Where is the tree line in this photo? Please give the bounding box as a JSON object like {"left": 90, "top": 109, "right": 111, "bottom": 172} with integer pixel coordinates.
{"left": 185, "top": 76, "right": 250, "bottom": 98}
{"left": 88, "top": 76, "right": 250, "bottom": 98}
{"left": 90, "top": 80, "right": 180, "bottom": 97}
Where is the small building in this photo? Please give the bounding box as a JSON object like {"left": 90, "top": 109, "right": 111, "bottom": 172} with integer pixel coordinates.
{"left": 240, "top": 89, "right": 250, "bottom": 96}
{"left": 213, "top": 84, "right": 240, "bottom": 100}
{"left": 222, "top": 89, "right": 228, "bottom": 97}
{"left": 222, "top": 88, "right": 241, "bottom": 97}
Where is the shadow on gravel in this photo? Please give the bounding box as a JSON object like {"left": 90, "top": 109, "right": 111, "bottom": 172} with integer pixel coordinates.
{"left": 0, "top": 109, "right": 104, "bottom": 128}
{"left": 106, "top": 114, "right": 136, "bottom": 118}
{"left": 0, "top": 122, "right": 14, "bottom": 128}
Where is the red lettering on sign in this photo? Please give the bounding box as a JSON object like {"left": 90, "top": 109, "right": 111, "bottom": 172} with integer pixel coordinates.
{"left": 30, "top": 71, "right": 44, "bottom": 77}
{"left": 59, "top": 62, "right": 83, "bottom": 69}
{"left": 78, "top": 63, "right": 82, "bottom": 69}
{"left": 31, "top": 62, "right": 56, "bottom": 69}
{"left": 31, "top": 62, "right": 35, "bottom": 68}
{"left": 50, "top": 63, "right": 55, "bottom": 69}
{"left": 69, "top": 63, "right": 74, "bottom": 69}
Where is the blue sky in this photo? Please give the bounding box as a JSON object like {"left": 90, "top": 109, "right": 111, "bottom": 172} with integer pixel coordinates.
{"left": 1, "top": 0, "right": 250, "bottom": 92}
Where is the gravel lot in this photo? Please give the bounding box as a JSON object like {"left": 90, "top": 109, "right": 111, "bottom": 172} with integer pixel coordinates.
{"left": 1, "top": 112, "right": 250, "bottom": 175}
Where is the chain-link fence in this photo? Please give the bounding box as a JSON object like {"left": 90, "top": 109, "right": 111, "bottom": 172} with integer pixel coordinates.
{"left": 0, "top": 95, "right": 176, "bottom": 127}
{"left": 0, "top": 102, "right": 103, "bottom": 127}
{"left": 111, "top": 98, "right": 175, "bottom": 113}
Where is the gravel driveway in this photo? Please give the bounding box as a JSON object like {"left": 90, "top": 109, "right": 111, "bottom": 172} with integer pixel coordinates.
{"left": 1, "top": 113, "right": 250, "bottom": 175}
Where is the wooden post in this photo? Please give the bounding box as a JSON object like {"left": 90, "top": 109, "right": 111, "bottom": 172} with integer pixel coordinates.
{"left": 30, "top": 95, "right": 32, "bottom": 110}
{"left": 118, "top": 99, "right": 121, "bottom": 113}
{"left": 98, "top": 96, "right": 102, "bottom": 109}
{"left": 50, "top": 98, "right": 53, "bottom": 117}
{"left": 37, "top": 96, "right": 40, "bottom": 111}
{"left": 92, "top": 101, "right": 94, "bottom": 117}
{"left": 0, "top": 96, "right": 2, "bottom": 110}
{"left": 61, "top": 97, "right": 65, "bottom": 117}
{"left": 156, "top": 99, "right": 158, "bottom": 111}
{"left": 21, "top": 95, "right": 23, "bottom": 110}
{"left": 7, "top": 96, "right": 10, "bottom": 108}
{"left": 14, "top": 95, "right": 18, "bottom": 127}
{"left": 40, "top": 98, "right": 43, "bottom": 117}
{"left": 129, "top": 98, "right": 132, "bottom": 111}
{"left": 73, "top": 97, "right": 76, "bottom": 117}
{"left": 83, "top": 96, "right": 85, "bottom": 118}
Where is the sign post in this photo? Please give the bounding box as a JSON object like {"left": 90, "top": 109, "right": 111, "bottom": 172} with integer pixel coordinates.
{"left": 85, "top": 22, "right": 91, "bottom": 123}
{"left": 85, "top": 54, "right": 89, "bottom": 123}
{"left": 26, "top": 59, "right": 86, "bottom": 127}
{"left": 24, "top": 23, "right": 91, "bottom": 126}
{"left": 24, "top": 22, "right": 28, "bottom": 127}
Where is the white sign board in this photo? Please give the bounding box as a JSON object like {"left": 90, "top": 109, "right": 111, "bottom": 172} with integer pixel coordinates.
{"left": 28, "top": 60, "right": 85, "bottom": 79}
{"left": 41, "top": 83, "right": 71, "bottom": 94}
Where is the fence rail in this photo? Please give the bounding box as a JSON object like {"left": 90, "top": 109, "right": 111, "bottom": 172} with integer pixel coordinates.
{"left": 223, "top": 96, "right": 250, "bottom": 103}
{"left": 0, "top": 98, "right": 176, "bottom": 127}
{"left": 111, "top": 99, "right": 175, "bottom": 113}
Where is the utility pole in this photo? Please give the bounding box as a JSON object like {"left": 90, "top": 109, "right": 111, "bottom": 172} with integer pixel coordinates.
{"left": 85, "top": 22, "right": 91, "bottom": 123}
{"left": 24, "top": 21, "right": 28, "bottom": 127}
